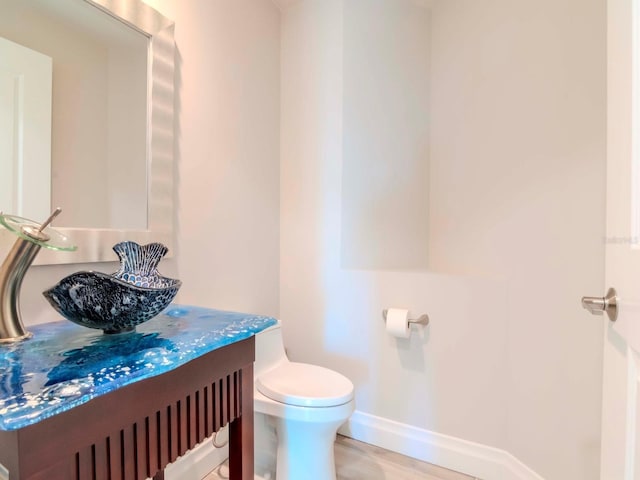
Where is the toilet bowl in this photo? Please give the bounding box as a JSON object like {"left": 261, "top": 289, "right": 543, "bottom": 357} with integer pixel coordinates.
{"left": 254, "top": 323, "right": 355, "bottom": 480}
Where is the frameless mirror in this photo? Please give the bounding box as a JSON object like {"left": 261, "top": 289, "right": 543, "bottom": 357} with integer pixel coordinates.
{"left": 0, "top": 0, "right": 175, "bottom": 264}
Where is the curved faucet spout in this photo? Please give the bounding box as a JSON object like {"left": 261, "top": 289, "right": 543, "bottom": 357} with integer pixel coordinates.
{"left": 0, "top": 238, "right": 39, "bottom": 342}
{"left": 0, "top": 209, "right": 75, "bottom": 343}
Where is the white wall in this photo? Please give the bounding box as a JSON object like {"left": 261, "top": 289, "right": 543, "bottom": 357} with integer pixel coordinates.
{"left": 341, "top": 0, "right": 430, "bottom": 269}
{"left": 429, "top": 1, "right": 605, "bottom": 477}
{"left": 110, "top": 0, "right": 281, "bottom": 318}
{"left": 280, "top": 1, "right": 605, "bottom": 479}
{"left": 280, "top": 0, "right": 508, "bottom": 455}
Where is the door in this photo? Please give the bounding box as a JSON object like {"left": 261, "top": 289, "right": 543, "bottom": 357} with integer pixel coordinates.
{"left": 599, "top": 0, "right": 640, "bottom": 477}
{"left": 0, "top": 37, "right": 52, "bottom": 220}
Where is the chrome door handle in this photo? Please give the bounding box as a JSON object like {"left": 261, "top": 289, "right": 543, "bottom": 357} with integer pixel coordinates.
{"left": 581, "top": 287, "right": 618, "bottom": 322}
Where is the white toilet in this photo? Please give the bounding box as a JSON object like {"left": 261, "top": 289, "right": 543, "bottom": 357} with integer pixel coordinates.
{"left": 254, "top": 322, "right": 355, "bottom": 480}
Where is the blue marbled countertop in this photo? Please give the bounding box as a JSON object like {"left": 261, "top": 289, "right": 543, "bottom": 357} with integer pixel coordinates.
{"left": 0, "top": 305, "right": 277, "bottom": 431}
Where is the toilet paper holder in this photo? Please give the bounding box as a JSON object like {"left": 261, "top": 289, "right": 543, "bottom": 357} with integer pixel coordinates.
{"left": 382, "top": 309, "right": 429, "bottom": 326}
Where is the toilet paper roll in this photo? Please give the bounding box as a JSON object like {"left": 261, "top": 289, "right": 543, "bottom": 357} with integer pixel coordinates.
{"left": 385, "top": 308, "right": 411, "bottom": 338}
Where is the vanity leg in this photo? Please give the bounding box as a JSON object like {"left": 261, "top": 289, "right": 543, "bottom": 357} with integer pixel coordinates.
{"left": 229, "top": 365, "right": 254, "bottom": 480}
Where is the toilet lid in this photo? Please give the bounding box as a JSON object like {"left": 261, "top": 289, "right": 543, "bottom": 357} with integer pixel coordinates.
{"left": 256, "top": 362, "right": 354, "bottom": 407}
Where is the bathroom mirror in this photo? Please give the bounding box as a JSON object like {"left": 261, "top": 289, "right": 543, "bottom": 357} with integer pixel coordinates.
{"left": 0, "top": 0, "right": 175, "bottom": 265}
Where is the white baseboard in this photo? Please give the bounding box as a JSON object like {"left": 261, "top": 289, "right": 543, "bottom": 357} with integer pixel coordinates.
{"left": 338, "top": 410, "right": 544, "bottom": 480}
{"left": 161, "top": 410, "right": 543, "bottom": 480}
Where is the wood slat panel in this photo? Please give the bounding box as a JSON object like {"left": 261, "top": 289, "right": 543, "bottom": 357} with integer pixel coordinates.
{"left": 75, "top": 447, "right": 92, "bottom": 480}
{"left": 134, "top": 422, "right": 148, "bottom": 480}
{"left": 236, "top": 371, "right": 242, "bottom": 417}
{"left": 94, "top": 440, "right": 109, "bottom": 480}
{"left": 188, "top": 394, "right": 195, "bottom": 449}
{"left": 197, "top": 390, "right": 205, "bottom": 443}
{"left": 229, "top": 363, "right": 253, "bottom": 480}
{"left": 148, "top": 413, "right": 159, "bottom": 476}
{"left": 108, "top": 432, "right": 123, "bottom": 480}
{"left": 69, "top": 369, "right": 246, "bottom": 480}
{"left": 230, "top": 373, "right": 237, "bottom": 420}
{"left": 152, "top": 471, "right": 165, "bottom": 480}
{"left": 29, "top": 460, "right": 73, "bottom": 480}
{"left": 2, "top": 337, "right": 255, "bottom": 480}
{"left": 122, "top": 425, "right": 135, "bottom": 480}
{"left": 221, "top": 378, "right": 228, "bottom": 427}
{"left": 240, "top": 371, "right": 244, "bottom": 416}
{"left": 169, "top": 404, "right": 178, "bottom": 463}
{"left": 238, "top": 372, "right": 241, "bottom": 416}
{"left": 158, "top": 409, "right": 169, "bottom": 469}
{"left": 211, "top": 382, "right": 219, "bottom": 433}
{"left": 203, "top": 386, "right": 210, "bottom": 438}
{"left": 178, "top": 400, "right": 187, "bottom": 457}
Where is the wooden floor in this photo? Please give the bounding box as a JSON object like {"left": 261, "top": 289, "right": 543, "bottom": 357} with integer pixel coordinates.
{"left": 205, "top": 435, "right": 477, "bottom": 480}
{"left": 334, "top": 436, "right": 476, "bottom": 480}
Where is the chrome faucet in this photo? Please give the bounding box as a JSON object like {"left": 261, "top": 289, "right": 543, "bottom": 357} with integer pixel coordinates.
{"left": 0, "top": 208, "right": 73, "bottom": 342}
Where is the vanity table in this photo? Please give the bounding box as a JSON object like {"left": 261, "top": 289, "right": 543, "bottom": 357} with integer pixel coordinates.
{"left": 0, "top": 306, "right": 277, "bottom": 480}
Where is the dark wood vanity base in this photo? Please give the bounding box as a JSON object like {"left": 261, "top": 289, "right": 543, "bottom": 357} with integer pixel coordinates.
{"left": 0, "top": 337, "right": 255, "bottom": 480}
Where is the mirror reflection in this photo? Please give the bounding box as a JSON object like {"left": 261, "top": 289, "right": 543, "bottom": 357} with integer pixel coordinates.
{"left": 0, "top": 0, "right": 148, "bottom": 229}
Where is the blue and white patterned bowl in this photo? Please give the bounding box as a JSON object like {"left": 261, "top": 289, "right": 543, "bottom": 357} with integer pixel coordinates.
{"left": 43, "top": 242, "right": 181, "bottom": 334}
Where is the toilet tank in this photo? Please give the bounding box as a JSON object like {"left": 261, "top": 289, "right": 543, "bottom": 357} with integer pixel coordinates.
{"left": 254, "top": 322, "right": 287, "bottom": 377}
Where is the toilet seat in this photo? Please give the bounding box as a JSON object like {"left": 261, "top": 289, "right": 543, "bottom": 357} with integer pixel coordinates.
{"left": 256, "top": 362, "right": 353, "bottom": 408}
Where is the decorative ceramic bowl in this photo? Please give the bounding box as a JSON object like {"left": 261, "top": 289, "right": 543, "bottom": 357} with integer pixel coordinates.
{"left": 43, "top": 242, "right": 181, "bottom": 334}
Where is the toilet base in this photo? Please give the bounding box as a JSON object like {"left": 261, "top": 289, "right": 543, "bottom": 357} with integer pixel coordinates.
{"left": 272, "top": 416, "right": 342, "bottom": 480}
{"left": 254, "top": 392, "right": 355, "bottom": 480}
